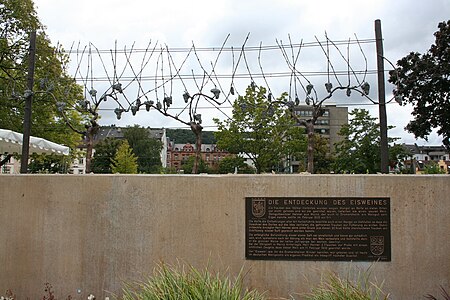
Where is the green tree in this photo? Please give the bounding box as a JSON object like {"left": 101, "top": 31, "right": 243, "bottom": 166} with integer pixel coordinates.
{"left": 110, "top": 140, "right": 138, "bottom": 174}
{"left": 333, "top": 109, "right": 407, "bottom": 174}
{"left": 389, "top": 20, "right": 450, "bottom": 148}
{"left": 91, "top": 137, "right": 122, "bottom": 173}
{"left": 0, "top": 0, "right": 85, "bottom": 149}
{"left": 166, "top": 129, "right": 216, "bottom": 144}
{"left": 313, "top": 135, "right": 335, "bottom": 174}
{"left": 0, "top": 0, "right": 38, "bottom": 80}
{"left": 27, "top": 153, "right": 72, "bottom": 173}
{"left": 214, "top": 85, "right": 306, "bottom": 174}
{"left": 181, "top": 155, "right": 209, "bottom": 174}
{"left": 217, "top": 155, "right": 255, "bottom": 174}
{"left": 389, "top": 143, "right": 410, "bottom": 173}
{"left": 123, "top": 125, "right": 163, "bottom": 173}
{"left": 423, "top": 162, "right": 446, "bottom": 174}
{"left": 295, "top": 134, "right": 334, "bottom": 173}
{"left": 161, "top": 166, "right": 178, "bottom": 174}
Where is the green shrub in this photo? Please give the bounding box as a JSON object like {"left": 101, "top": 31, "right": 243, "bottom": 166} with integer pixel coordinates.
{"left": 302, "top": 267, "right": 389, "bottom": 300}
{"left": 422, "top": 162, "right": 446, "bottom": 174}
{"left": 120, "top": 263, "right": 266, "bottom": 300}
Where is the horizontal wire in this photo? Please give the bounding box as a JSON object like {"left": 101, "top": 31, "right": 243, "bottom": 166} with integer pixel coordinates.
{"left": 72, "top": 70, "right": 383, "bottom": 82}
{"left": 44, "top": 101, "right": 395, "bottom": 113}
{"left": 63, "top": 39, "right": 377, "bottom": 54}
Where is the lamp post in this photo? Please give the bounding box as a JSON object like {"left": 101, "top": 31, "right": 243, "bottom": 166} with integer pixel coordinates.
{"left": 375, "top": 19, "right": 389, "bottom": 174}
{"left": 20, "top": 31, "right": 36, "bottom": 174}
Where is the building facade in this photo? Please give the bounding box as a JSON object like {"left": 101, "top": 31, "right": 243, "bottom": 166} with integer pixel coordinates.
{"left": 292, "top": 104, "right": 348, "bottom": 150}
{"left": 287, "top": 104, "right": 348, "bottom": 172}
{"left": 166, "top": 142, "right": 232, "bottom": 172}
{"left": 0, "top": 155, "right": 19, "bottom": 174}
{"left": 88, "top": 126, "right": 232, "bottom": 173}
{"left": 403, "top": 144, "right": 450, "bottom": 173}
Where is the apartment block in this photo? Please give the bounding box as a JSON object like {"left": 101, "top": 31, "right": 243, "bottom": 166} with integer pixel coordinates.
{"left": 292, "top": 104, "right": 348, "bottom": 150}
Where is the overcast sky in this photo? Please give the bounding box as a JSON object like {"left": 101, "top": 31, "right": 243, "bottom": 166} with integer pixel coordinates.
{"left": 33, "top": 0, "right": 450, "bottom": 145}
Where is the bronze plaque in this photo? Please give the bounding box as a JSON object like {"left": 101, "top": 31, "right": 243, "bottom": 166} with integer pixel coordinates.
{"left": 245, "top": 197, "right": 391, "bottom": 261}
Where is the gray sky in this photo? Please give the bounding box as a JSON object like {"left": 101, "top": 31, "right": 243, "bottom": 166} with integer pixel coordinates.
{"left": 34, "top": 0, "right": 450, "bottom": 145}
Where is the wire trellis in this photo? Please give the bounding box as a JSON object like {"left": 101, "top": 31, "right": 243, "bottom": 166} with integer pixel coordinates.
{"left": 44, "top": 33, "right": 389, "bottom": 173}
{"left": 56, "top": 34, "right": 383, "bottom": 125}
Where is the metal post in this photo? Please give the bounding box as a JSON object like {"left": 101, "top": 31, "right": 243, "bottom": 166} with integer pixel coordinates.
{"left": 20, "top": 31, "right": 37, "bottom": 174}
{"left": 375, "top": 20, "right": 389, "bottom": 174}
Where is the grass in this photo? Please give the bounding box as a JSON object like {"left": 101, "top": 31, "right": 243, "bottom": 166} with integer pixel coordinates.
{"left": 119, "top": 262, "right": 266, "bottom": 300}
{"left": 3, "top": 264, "right": 447, "bottom": 300}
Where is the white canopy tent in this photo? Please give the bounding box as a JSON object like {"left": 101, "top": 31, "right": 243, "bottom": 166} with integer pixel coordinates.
{"left": 0, "top": 128, "right": 70, "bottom": 156}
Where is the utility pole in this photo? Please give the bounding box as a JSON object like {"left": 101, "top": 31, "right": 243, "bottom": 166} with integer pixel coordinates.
{"left": 20, "top": 31, "right": 37, "bottom": 174}
{"left": 375, "top": 19, "right": 389, "bottom": 174}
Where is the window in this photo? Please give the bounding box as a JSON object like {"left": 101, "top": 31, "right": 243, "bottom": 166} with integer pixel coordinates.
{"left": 1, "top": 166, "right": 11, "bottom": 174}
{"left": 297, "top": 110, "right": 313, "bottom": 117}
{"left": 314, "top": 128, "right": 330, "bottom": 135}
{"left": 316, "top": 119, "right": 329, "bottom": 125}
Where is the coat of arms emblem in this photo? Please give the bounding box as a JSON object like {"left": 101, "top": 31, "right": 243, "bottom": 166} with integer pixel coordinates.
{"left": 252, "top": 199, "right": 266, "bottom": 218}
{"left": 370, "top": 236, "right": 385, "bottom": 256}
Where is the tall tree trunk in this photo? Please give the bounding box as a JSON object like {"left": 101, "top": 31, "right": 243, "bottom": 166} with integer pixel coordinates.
{"left": 190, "top": 122, "right": 203, "bottom": 174}
{"left": 84, "top": 123, "right": 99, "bottom": 174}
{"left": 306, "top": 121, "right": 314, "bottom": 173}
{"left": 85, "top": 132, "right": 94, "bottom": 174}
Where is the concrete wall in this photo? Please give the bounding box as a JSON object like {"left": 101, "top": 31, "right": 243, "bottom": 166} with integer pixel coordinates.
{"left": 0, "top": 175, "right": 449, "bottom": 299}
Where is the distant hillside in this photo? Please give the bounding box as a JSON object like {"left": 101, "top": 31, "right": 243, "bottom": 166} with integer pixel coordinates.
{"left": 166, "top": 129, "right": 217, "bottom": 144}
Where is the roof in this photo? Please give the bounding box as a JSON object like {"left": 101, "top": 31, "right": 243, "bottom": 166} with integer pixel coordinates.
{"left": 169, "top": 142, "right": 224, "bottom": 152}
{"left": 0, "top": 128, "right": 70, "bottom": 155}
{"left": 402, "top": 143, "right": 449, "bottom": 155}
{"left": 94, "top": 126, "right": 165, "bottom": 142}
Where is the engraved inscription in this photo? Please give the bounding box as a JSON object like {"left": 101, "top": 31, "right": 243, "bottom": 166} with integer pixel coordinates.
{"left": 245, "top": 197, "right": 391, "bottom": 261}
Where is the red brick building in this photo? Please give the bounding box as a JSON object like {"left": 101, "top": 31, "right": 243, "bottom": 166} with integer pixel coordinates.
{"left": 166, "top": 142, "right": 232, "bottom": 171}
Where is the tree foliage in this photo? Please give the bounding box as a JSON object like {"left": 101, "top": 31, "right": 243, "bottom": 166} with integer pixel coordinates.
{"left": 295, "top": 134, "right": 334, "bottom": 174}
{"left": 91, "top": 126, "right": 163, "bottom": 174}
{"left": 91, "top": 137, "right": 122, "bottom": 174}
{"left": 181, "top": 155, "right": 209, "bottom": 174}
{"left": 214, "top": 85, "right": 306, "bottom": 174}
{"left": 27, "top": 153, "right": 72, "bottom": 173}
{"left": 111, "top": 140, "right": 138, "bottom": 174}
{"left": 422, "top": 162, "right": 446, "bottom": 174}
{"left": 0, "top": 0, "right": 85, "bottom": 150}
{"left": 333, "top": 109, "right": 407, "bottom": 174}
{"left": 166, "top": 129, "right": 216, "bottom": 144}
{"left": 217, "top": 155, "right": 255, "bottom": 174}
{"left": 123, "top": 125, "right": 163, "bottom": 174}
{"left": 389, "top": 20, "right": 450, "bottom": 148}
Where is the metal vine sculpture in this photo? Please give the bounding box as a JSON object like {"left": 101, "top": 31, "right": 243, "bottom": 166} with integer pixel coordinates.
{"left": 49, "top": 32, "right": 395, "bottom": 174}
